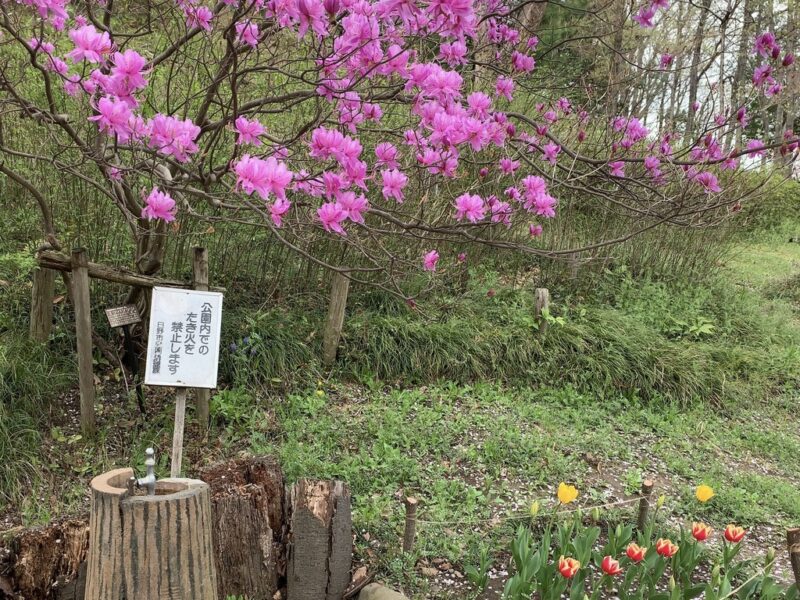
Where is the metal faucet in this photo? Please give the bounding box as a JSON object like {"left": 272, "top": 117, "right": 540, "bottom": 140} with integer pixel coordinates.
{"left": 135, "top": 447, "right": 157, "bottom": 496}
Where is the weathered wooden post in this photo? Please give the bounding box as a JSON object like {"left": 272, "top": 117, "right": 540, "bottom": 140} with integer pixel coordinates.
{"left": 534, "top": 288, "right": 551, "bottom": 336}
{"left": 193, "top": 247, "right": 211, "bottom": 430}
{"left": 636, "top": 479, "right": 654, "bottom": 531}
{"left": 787, "top": 528, "right": 800, "bottom": 590}
{"left": 30, "top": 266, "right": 55, "bottom": 342}
{"left": 287, "top": 479, "right": 352, "bottom": 600}
{"left": 322, "top": 272, "right": 350, "bottom": 367}
{"left": 71, "top": 248, "right": 95, "bottom": 435}
{"left": 85, "top": 460, "right": 218, "bottom": 599}
{"left": 402, "top": 496, "right": 418, "bottom": 553}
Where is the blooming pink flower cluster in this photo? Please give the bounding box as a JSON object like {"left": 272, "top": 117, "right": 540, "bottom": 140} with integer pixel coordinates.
{"left": 752, "top": 31, "right": 793, "bottom": 97}
{"left": 632, "top": 0, "right": 668, "bottom": 28}
{"left": 142, "top": 187, "right": 177, "bottom": 222}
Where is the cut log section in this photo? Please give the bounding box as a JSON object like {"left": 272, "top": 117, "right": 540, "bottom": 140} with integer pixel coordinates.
{"left": 287, "top": 479, "right": 353, "bottom": 600}
{"left": 84, "top": 468, "right": 217, "bottom": 600}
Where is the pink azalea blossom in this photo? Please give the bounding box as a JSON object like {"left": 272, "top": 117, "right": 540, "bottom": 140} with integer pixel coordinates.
{"left": 660, "top": 53, "right": 674, "bottom": 68}
{"left": 529, "top": 223, "right": 543, "bottom": 237}
{"left": 754, "top": 31, "right": 778, "bottom": 58}
{"left": 783, "top": 53, "right": 795, "bottom": 67}
{"left": 454, "top": 193, "right": 486, "bottom": 222}
{"left": 337, "top": 191, "right": 369, "bottom": 223}
{"left": 423, "top": 249, "right": 439, "bottom": 272}
{"left": 457, "top": 252, "right": 467, "bottom": 263}
{"left": 745, "top": 139, "right": 766, "bottom": 157}
{"left": 234, "top": 155, "right": 294, "bottom": 200}
{"left": 511, "top": 51, "right": 535, "bottom": 73}
{"left": 495, "top": 76, "right": 515, "bottom": 101}
{"left": 753, "top": 64, "right": 773, "bottom": 86}
{"left": 67, "top": 25, "right": 112, "bottom": 63}
{"left": 375, "top": 142, "right": 400, "bottom": 168}
{"left": 542, "top": 142, "right": 560, "bottom": 165}
{"left": 270, "top": 198, "right": 292, "bottom": 227}
{"left": 186, "top": 5, "right": 213, "bottom": 31}
{"left": 609, "top": 161, "right": 625, "bottom": 177}
{"left": 736, "top": 106, "right": 749, "bottom": 127}
{"left": 234, "top": 116, "right": 265, "bottom": 145}
{"left": 317, "top": 202, "right": 348, "bottom": 235}
{"left": 147, "top": 114, "right": 201, "bottom": 162}
{"left": 88, "top": 96, "right": 134, "bottom": 142}
{"left": 107, "top": 50, "right": 148, "bottom": 101}
{"left": 438, "top": 40, "right": 468, "bottom": 66}
{"left": 235, "top": 20, "right": 260, "bottom": 47}
{"left": 632, "top": 4, "right": 656, "bottom": 27}
{"left": 381, "top": 169, "right": 408, "bottom": 202}
{"left": 499, "top": 158, "right": 519, "bottom": 174}
{"left": 142, "top": 187, "right": 176, "bottom": 222}
{"left": 694, "top": 171, "right": 721, "bottom": 193}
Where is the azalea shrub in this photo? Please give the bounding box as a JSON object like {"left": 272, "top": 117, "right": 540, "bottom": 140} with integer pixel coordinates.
{"left": 1, "top": 0, "right": 798, "bottom": 300}
{"left": 488, "top": 484, "right": 799, "bottom": 600}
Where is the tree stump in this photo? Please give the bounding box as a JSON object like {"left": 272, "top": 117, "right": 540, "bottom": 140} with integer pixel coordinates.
{"left": 84, "top": 468, "right": 217, "bottom": 600}
{"left": 198, "top": 456, "right": 287, "bottom": 600}
{"left": 287, "top": 479, "right": 352, "bottom": 600}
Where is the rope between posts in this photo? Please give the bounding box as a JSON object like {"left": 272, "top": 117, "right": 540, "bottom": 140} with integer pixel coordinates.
{"left": 414, "top": 496, "right": 642, "bottom": 527}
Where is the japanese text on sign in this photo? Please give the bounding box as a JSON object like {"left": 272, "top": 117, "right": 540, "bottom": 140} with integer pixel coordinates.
{"left": 145, "top": 288, "right": 223, "bottom": 389}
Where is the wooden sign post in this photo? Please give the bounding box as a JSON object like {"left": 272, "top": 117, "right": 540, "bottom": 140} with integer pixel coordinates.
{"left": 144, "top": 287, "right": 223, "bottom": 477}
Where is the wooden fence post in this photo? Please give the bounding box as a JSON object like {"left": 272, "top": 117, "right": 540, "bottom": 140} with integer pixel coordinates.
{"left": 71, "top": 248, "right": 95, "bottom": 435}
{"left": 193, "top": 247, "right": 211, "bottom": 430}
{"left": 636, "top": 479, "right": 654, "bottom": 531}
{"left": 534, "top": 288, "right": 551, "bottom": 335}
{"left": 322, "top": 272, "right": 350, "bottom": 367}
{"left": 403, "top": 496, "right": 418, "bottom": 554}
{"left": 30, "top": 267, "right": 55, "bottom": 342}
{"left": 787, "top": 528, "right": 800, "bottom": 590}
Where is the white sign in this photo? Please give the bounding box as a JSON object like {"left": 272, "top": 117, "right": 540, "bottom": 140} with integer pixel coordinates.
{"left": 144, "top": 287, "right": 223, "bottom": 389}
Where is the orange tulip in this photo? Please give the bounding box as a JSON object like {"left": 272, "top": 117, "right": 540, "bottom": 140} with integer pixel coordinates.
{"left": 601, "top": 555, "right": 623, "bottom": 576}
{"left": 724, "top": 525, "right": 746, "bottom": 543}
{"left": 626, "top": 542, "right": 647, "bottom": 562}
{"left": 558, "top": 556, "right": 581, "bottom": 578}
{"left": 655, "top": 538, "right": 679, "bottom": 558}
{"left": 692, "top": 522, "right": 712, "bottom": 542}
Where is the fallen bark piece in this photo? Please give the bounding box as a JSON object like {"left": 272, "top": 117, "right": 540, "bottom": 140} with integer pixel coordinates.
{"left": 358, "top": 583, "right": 410, "bottom": 600}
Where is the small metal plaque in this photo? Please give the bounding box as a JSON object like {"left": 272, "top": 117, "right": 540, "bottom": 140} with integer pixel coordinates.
{"left": 105, "top": 305, "right": 142, "bottom": 328}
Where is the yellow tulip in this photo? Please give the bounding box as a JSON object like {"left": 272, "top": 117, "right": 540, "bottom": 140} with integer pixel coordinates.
{"left": 529, "top": 500, "right": 540, "bottom": 517}
{"left": 695, "top": 484, "right": 715, "bottom": 503}
{"left": 557, "top": 482, "right": 578, "bottom": 504}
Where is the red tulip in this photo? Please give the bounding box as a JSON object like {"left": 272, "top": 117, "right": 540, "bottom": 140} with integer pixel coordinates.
{"left": 692, "top": 522, "right": 712, "bottom": 542}
{"left": 626, "top": 542, "right": 647, "bottom": 562}
{"left": 724, "top": 525, "right": 746, "bottom": 543}
{"left": 655, "top": 538, "right": 679, "bottom": 557}
{"left": 601, "top": 555, "right": 622, "bottom": 576}
{"left": 558, "top": 556, "right": 581, "bottom": 578}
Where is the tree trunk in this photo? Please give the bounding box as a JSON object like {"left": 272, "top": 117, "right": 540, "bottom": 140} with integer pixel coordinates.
{"left": 287, "top": 479, "right": 353, "bottom": 600}
{"left": 687, "top": 0, "right": 712, "bottom": 139}
{"left": 731, "top": 0, "right": 754, "bottom": 147}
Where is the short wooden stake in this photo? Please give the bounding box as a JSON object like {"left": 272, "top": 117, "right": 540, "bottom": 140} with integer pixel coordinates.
{"left": 30, "top": 266, "right": 55, "bottom": 342}
{"left": 403, "top": 496, "right": 418, "bottom": 554}
{"left": 636, "top": 479, "right": 654, "bottom": 531}
{"left": 171, "top": 387, "right": 188, "bottom": 477}
{"left": 322, "top": 272, "right": 350, "bottom": 367}
{"left": 534, "top": 288, "right": 551, "bottom": 335}
{"left": 787, "top": 528, "right": 800, "bottom": 590}
{"left": 71, "top": 249, "right": 95, "bottom": 435}
{"left": 192, "top": 247, "right": 211, "bottom": 430}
